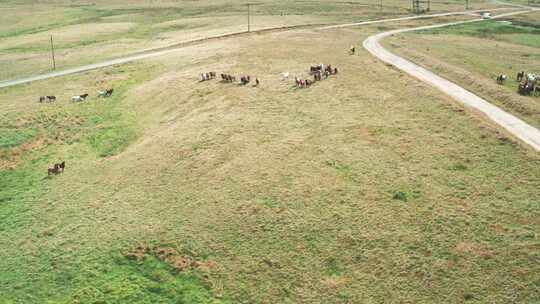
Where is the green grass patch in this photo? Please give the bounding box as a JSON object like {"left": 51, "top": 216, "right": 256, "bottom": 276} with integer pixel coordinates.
{"left": 418, "top": 20, "right": 540, "bottom": 48}
{"left": 87, "top": 123, "right": 138, "bottom": 157}
{"left": 0, "top": 127, "right": 37, "bottom": 148}
{"left": 50, "top": 254, "right": 225, "bottom": 304}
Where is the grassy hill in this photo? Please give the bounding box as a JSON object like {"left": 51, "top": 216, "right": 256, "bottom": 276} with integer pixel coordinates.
{"left": 0, "top": 0, "right": 502, "bottom": 80}
{"left": 1, "top": 2, "right": 539, "bottom": 304}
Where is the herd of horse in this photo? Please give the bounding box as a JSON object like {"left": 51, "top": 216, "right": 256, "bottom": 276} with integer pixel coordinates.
{"left": 200, "top": 72, "right": 216, "bottom": 81}
{"left": 198, "top": 64, "right": 339, "bottom": 90}
{"left": 38, "top": 89, "right": 114, "bottom": 103}
{"left": 497, "top": 71, "right": 540, "bottom": 96}
{"left": 199, "top": 71, "right": 260, "bottom": 86}
{"left": 41, "top": 88, "right": 112, "bottom": 176}
{"left": 295, "top": 64, "right": 339, "bottom": 88}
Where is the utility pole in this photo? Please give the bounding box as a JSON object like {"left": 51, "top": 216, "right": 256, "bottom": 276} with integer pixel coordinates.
{"left": 466, "top": 0, "right": 470, "bottom": 9}
{"left": 380, "top": 0, "right": 383, "bottom": 10}
{"left": 50, "top": 35, "right": 56, "bottom": 70}
{"left": 247, "top": 3, "right": 251, "bottom": 32}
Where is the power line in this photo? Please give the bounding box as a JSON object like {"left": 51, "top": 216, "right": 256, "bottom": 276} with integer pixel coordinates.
{"left": 50, "top": 35, "right": 56, "bottom": 71}
{"left": 247, "top": 3, "right": 251, "bottom": 32}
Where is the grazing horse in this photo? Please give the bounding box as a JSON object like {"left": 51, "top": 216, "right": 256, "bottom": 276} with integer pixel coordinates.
{"left": 310, "top": 65, "right": 322, "bottom": 74}
{"left": 39, "top": 96, "right": 46, "bottom": 103}
{"left": 334, "top": 67, "right": 338, "bottom": 75}
{"left": 48, "top": 164, "right": 60, "bottom": 176}
{"left": 72, "top": 94, "right": 88, "bottom": 102}
{"left": 281, "top": 72, "right": 289, "bottom": 81}
{"left": 47, "top": 161, "right": 65, "bottom": 176}
{"left": 517, "top": 71, "right": 524, "bottom": 82}
{"left": 518, "top": 82, "right": 534, "bottom": 95}
{"left": 209, "top": 72, "right": 216, "bottom": 79}
{"left": 255, "top": 78, "right": 260, "bottom": 87}
{"left": 57, "top": 161, "right": 65, "bottom": 172}
{"left": 240, "top": 76, "right": 251, "bottom": 85}
{"left": 496, "top": 74, "right": 507, "bottom": 84}
{"left": 350, "top": 46, "right": 355, "bottom": 55}
{"left": 47, "top": 96, "right": 56, "bottom": 102}
{"left": 314, "top": 71, "right": 321, "bottom": 81}
{"left": 534, "top": 86, "right": 540, "bottom": 96}
{"left": 98, "top": 89, "right": 113, "bottom": 98}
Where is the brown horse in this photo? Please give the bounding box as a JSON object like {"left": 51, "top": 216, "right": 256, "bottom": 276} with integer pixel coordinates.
{"left": 57, "top": 161, "right": 65, "bottom": 172}
{"left": 517, "top": 71, "right": 524, "bottom": 82}
{"left": 48, "top": 164, "right": 60, "bottom": 176}
{"left": 47, "top": 161, "right": 65, "bottom": 176}
{"left": 518, "top": 81, "right": 534, "bottom": 95}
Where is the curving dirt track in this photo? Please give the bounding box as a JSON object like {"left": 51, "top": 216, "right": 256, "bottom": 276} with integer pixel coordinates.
{"left": 363, "top": 9, "right": 540, "bottom": 151}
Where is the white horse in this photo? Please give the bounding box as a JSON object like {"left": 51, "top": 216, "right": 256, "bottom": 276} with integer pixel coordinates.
{"left": 72, "top": 94, "right": 88, "bottom": 102}
{"left": 281, "top": 72, "right": 289, "bottom": 81}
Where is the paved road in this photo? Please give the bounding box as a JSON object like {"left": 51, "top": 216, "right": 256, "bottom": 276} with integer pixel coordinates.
{"left": 363, "top": 9, "right": 540, "bottom": 151}
{"left": 0, "top": 7, "right": 515, "bottom": 89}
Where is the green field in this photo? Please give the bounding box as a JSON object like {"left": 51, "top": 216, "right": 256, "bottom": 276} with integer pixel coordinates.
{"left": 0, "top": 0, "right": 503, "bottom": 80}
{"left": 386, "top": 12, "right": 540, "bottom": 128}
{"left": 1, "top": 2, "right": 539, "bottom": 304}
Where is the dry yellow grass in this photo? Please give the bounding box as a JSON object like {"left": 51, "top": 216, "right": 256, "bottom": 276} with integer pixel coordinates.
{"left": 0, "top": 0, "right": 506, "bottom": 80}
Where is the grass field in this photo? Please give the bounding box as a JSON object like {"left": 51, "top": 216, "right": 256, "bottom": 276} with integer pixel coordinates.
{"left": 1, "top": 2, "right": 539, "bottom": 304}
{"left": 0, "top": 0, "right": 505, "bottom": 80}
{"left": 385, "top": 11, "right": 540, "bottom": 128}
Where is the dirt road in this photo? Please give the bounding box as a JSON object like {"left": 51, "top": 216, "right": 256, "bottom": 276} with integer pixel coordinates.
{"left": 363, "top": 10, "right": 540, "bottom": 151}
